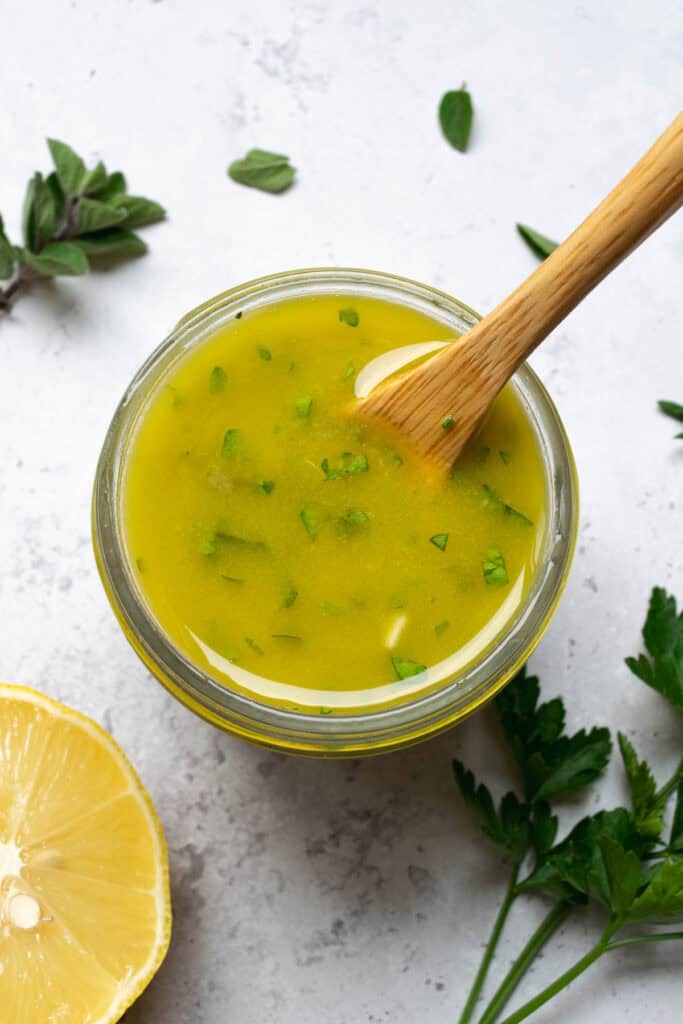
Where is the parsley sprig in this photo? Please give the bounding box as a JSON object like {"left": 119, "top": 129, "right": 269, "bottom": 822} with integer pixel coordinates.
{"left": 455, "top": 667, "right": 611, "bottom": 1024}
{"left": 0, "top": 139, "right": 164, "bottom": 312}
{"left": 456, "top": 589, "right": 683, "bottom": 1024}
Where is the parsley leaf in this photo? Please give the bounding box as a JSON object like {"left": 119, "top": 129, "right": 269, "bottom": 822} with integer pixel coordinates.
{"left": 295, "top": 397, "right": 312, "bottom": 417}
{"left": 435, "top": 619, "right": 450, "bottom": 637}
{"left": 257, "top": 345, "right": 272, "bottom": 361}
{"left": 483, "top": 549, "right": 508, "bottom": 587}
{"left": 618, "top": 732, "right": 665, "bottom": 841}
{"left": 625, "top": 587, "right": 683, "bottom": 711}
{"left": 496, "top": 667, "right": 612, "bottom": 801}
{"left": 221, "top": 428, "right": 240, "bottom": 459}
{"left": 321, "top": 452, "right": 369, "bottom": 480}
{"left": 430, "top": 533, "right": 449, "bottom": 551}
{"left": 339, "top": 307, "right": 359, "bottom": 327}
{"left": 391, "top": 656, "right": 426, "bottom": 680}
{"left": 282, "top": 585, "right": 298, "bottom": 608}
{"left": 626, "top": 857, "right": 683, "bottom": 923}
{"left": 518, "top": 807, "right": 642, "bottom": 905}
{"left": 257, "top": 480, "right": 275, "bottom": 495}
{"left": 482, "top": 484, "right": 533, "bottom": 526}
{"left": 453, "top": 760, "right": 530, "bottom": 859}
{"left": 245, "top": 636, "right": 264, "bottom": 656}
{"left": 209, "top": 366, "right": 227, "bottom": 393}
{"left": 516, "top": 223, "right": 558, "bottom": 260}
{"left": 228, "top": 149, "right": 296, "bottom": 194}
{"left": 441, "top": 415, "right": 456, "bottom": 431}
{"left": 300, "top": 505, "right": 321, "bottom": 540}
{"left": 438, "top": 87, "right": 474, "bottom": 152}
{"left": 670, "top": 779, "right": 683, "bottom": 852}
{"left": 343, "top": 509, "right": 369, "bottom": 524}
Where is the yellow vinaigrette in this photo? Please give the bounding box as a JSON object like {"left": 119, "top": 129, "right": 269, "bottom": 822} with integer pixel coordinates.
{"left": 123, "top": 295, "right": 546, "bottom": 708}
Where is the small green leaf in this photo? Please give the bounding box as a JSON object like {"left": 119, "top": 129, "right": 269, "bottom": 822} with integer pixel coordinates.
{"left": 257, "top": 479, "right": 275, "bottom": 495}
{"left": 300, "top": 505, "right": 321, "bottom": 540}
{"left": 430, "top": 533, "right": 448, "bottom": 552}
{"left": 94, "top": 171, "right": 127, "bottom": 201}
{"left": 391, "top": 656, "right": 426, "bottom": 680}
{"left": 22, "top": 241, "right": 88, "bottom": 277}
{"left": 626, "top": 857, "right": 683, "bottom": 923}
{"left": 245, "top": 636, "right": 264, "bottom": 656}
{"left": 209, "top": 366, "right": 227, "bottom": 393}
{"left": 659, "top": 400, "right": 683, "bottom": 422}
{"left": 339, "top": 307, "right": 359, "bottom": 327}
{"left": 47, "top": 139, "right": 88, "bottom": 195}
{"left": 81, "top": 160, "right": 108, "bottom": 195}
{"left": 343, "top": 361, "right": 355, "bottom": 380}
{"left": 257, "top": 345, "right": 272, "bottom": 361}
{"left": 343, "top": 509, "right": 369, "bottom": 525}
{"left": 441, "top": 415, "right": 456, "bottom": 431}
{"left": 22, "top": 172, "right": 65, "bottom": 252}
{"left": 670, "top": 779, "right": 683, "bottom": 852}
{"left": 517, "top": 223, "right": 558, "bottom": 260}
{"left": 282, "top": 585, "right": 299, "bottom": 608}
{"left": 499, "top": 450, "right": 512, "bottom": 465}
{"left": 228, "top": 149, "right": 296, "bottom": 194}
{"left": 482, "top": 484, "right": 533, "bottom": 527}
{"left": 530, "top": 801, "right": 558, "bottom": 861}
{"left": 321, "top": 452, "right": 369, "bottom": 480}
{"left": 618, "top": 732, "right": 664, "bottom": 840}
{"left": 453, "top": 759, "right": 530, "bottom": 857}
{"left": 438, "top": 88, "right": 474, "bottom": 152}
{"left": 320, "top": 600, "right": 342, "bottom": 615}
{"left": 108, "top": 193, "right": 166, "bottom": 228}
{"left": 483, "top": 549, "right": 508, "bottom": 587}
{"left": 295, "top": 397, "right": 312, "bottom": 417}
{"left": 71, "top": 228, "right": 147, "bottom": 258}
{"left": 599, "top": 836, "right": 642, "bottom": 917}
{"left": 220, "top": 428, "right": 240, "bottom": 459}
{"left": 199, "top": 534, "right": 217, "bottom": 556}
{"left": 435, "top": 619, "right": 450, "bottom": 637}
{"left": 75, "top": 198, "right": 128, "bottom": 235}
{"left": 272, "top": 633, "right": 302, "bottom": 641}
{"left": 22, "top": 173, "right": 40, "bottom": 251}
{"left": 0, "top": 217, "right": 15, "bottom": 279}
{"left": 319, "top": 707, "right": 333, "bottom": 715}
{"left": 625, "top": 587, "right": 683, "bottom": 711}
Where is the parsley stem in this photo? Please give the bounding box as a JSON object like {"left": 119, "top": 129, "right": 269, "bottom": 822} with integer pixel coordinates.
{"left": 458, "top": 861, "right": 523, "bottom": 1024}
{"left": 497, "top": 920, "right": 620, "bottom": 1024}
{"left": 477, "top": 901, "right": 572, "bottom": 1024}
{"left": 605, "top": 930, "right": 683, "bottom": 952}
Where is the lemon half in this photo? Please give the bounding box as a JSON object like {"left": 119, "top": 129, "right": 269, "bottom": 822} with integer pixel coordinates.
{"left": 0, "top": 684, "right": 172, "bottom": 1023}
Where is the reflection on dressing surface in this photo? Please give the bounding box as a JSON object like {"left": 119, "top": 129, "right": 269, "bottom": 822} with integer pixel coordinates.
{"left": 122, "top": 294, "right": 547, "bottom": 711}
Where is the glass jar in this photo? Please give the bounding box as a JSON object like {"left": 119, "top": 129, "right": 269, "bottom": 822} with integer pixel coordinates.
{"left": 92, "top": 268, "right": 578, "bottom": 755}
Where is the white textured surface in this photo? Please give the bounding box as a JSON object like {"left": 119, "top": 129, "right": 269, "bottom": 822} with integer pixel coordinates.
{"left": 1, "top": 2, "right": 682, "bottom": 1021}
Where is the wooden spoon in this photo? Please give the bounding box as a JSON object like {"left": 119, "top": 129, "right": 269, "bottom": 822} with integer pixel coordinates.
{"left": 359, "top": 112, "right": 683, "bottom": 468}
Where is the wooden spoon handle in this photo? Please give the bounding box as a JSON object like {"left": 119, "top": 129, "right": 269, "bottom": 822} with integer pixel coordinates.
{"left": 475, "top": 111, "right": 683, "bottom": 390}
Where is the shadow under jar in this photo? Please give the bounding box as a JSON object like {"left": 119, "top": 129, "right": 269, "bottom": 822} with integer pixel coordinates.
{"left": 92, "top": 268, "right": 578, "bottom": 756}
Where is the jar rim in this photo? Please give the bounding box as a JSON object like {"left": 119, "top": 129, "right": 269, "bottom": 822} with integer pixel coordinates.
{"left": 92, "top": 267, "right": 579, "bottom": 755}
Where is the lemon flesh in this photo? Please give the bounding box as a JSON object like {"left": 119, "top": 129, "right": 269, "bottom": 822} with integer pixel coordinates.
{"left": 0, "top": 684, "right": 171, "bottom": 1023}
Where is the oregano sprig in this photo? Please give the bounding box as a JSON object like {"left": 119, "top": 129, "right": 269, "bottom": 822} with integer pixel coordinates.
{"left": 0, "top": 139, "right": 165, "bottom": 312}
